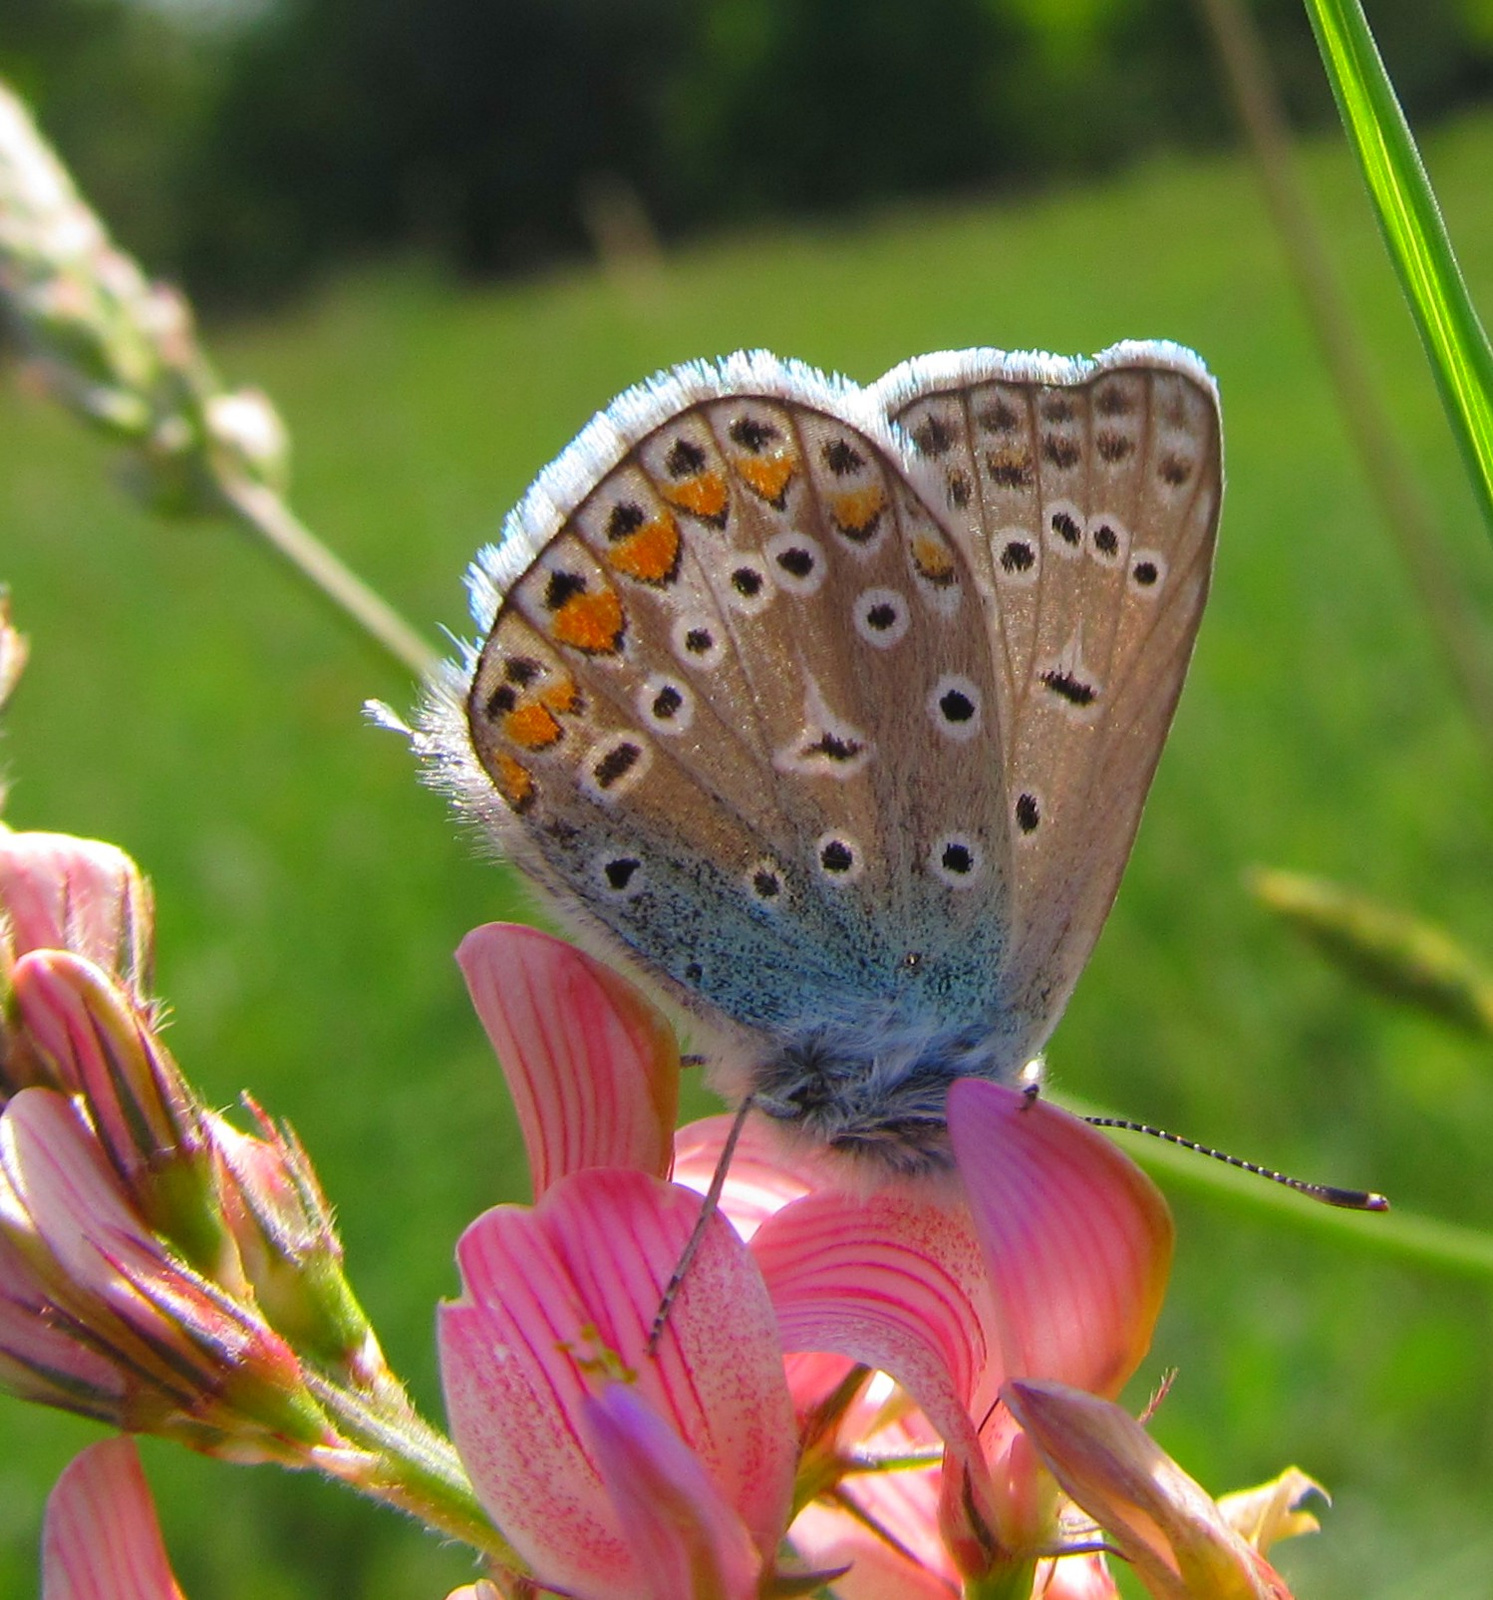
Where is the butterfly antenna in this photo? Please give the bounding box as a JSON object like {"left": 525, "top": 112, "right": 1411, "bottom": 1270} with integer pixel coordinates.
{"left": 647, "top": 1094, "right": 757, "bottom": 1355}
{"left": 1082, "top": 1116, "right": 1389, "bottom": 1211}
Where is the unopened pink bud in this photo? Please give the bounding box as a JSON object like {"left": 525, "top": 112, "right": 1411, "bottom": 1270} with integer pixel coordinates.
{"left": 0, "top": 830, "right": 153, "bottom": 1000}
{"left": 8, "top": 952, "right": 234, "bottom": 1283}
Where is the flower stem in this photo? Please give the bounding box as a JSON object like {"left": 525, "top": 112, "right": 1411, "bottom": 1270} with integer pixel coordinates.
{"left": 307, "top": 1373, "right": 517, "bottom": 1560}
{"left": 217, "top": 474, "right": 440, "bottom": 682}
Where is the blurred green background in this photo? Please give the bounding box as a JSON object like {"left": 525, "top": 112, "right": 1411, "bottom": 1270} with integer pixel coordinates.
{"left": 4, "top": 1, "right": 1493, "bottom": 1596}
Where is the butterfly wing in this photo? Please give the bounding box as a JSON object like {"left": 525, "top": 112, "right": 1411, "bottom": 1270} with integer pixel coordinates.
{"left": 429, "top": 352, "right": 1015, "bottom": 1064}
{"left": 871, "top": 341, "right": 1222, "bottom": 1058}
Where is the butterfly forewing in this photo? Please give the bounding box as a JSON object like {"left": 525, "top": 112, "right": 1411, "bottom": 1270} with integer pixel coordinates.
{"left": 875, "top": 345, "right": 1222, "bottom": 1048}
{"left": 463, "top": 357, "right": 1012, "bottom": 1042}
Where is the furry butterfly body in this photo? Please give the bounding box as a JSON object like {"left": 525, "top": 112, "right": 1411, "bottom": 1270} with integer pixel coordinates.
{"left": 425, "top": 345, "right": 1222, "bottom": 1172}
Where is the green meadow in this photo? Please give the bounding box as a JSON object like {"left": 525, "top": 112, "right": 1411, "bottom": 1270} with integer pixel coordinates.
{"left": 4, "top": 106, "right": 1493, "bottom": 1597}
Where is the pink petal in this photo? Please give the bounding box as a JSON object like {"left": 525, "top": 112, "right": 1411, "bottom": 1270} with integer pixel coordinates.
{"left": 1037, "top": 1552, "right": 1123, "bottom": 1599}
{"left": 0, "top": 832, "right": 152, "bottom": 989}
{"left": 0, "top": 1228, "right": 123, "bottom": 1412}
{"left": 457, "top": 924, "right": 679, "bottom": 1196}
{"left": 440, "top": 1168, "right": 795, "bottom": 1600}
{"left": 671, "top": 1114, "right": 826, "bottom": 1240}
{"left": 10, "top": 952, "right": 201, "bottom": 1189}
{"left": 948, "top": 1081, "right": 1173, "bottom": 1397}
{"left": 42, "top": 1438, "right": 185, "bottom": 1600}
{"left": 788, "top": 1402, "right": 956, "bottom": 1600}
{"left": 584, "top": 1382, "right": 762, "bottom": 1600}
{"left": 0, "top": 1089, "right": 157, "bottom": 1299}
{"left": 749, "top": 1186, "right": 993, "bottom": 1503}
{"left": 789, "top": 1496, "right": 956, "bottom": 1600}
{"left": 0, "top": 1090, "right": 306, "bottom": 1422}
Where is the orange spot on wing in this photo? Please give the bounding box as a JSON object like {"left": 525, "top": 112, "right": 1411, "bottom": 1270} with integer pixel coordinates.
{"left": 551, "top": 589, "right": 626, "bottom": 654}
{"left": 912, "top": 532, "right": 958, "bottom": 586}
{"left": 735, "top": 452, "right": 796, "bottom": 506}
{"left": 829, "top": 485, "right": 886, "bottom": 540}
{"left": 494, "top": 754, "right": 535, "bottom": 813}
{"left": 539, "top": 675, "right": 582, "bottom": 716}
{"left": 606, "top": 512, "right": 681, "bottom": 585}
{"left": 504, "top": 701, "right": 563, "bottom": 750}
{"left": 662, "top": 471, "right": 729, "bottom": 523}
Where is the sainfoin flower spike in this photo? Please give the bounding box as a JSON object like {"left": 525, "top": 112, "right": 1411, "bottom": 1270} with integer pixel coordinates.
{"left": 0, "top": 78, "right": 289, "bottom": 513}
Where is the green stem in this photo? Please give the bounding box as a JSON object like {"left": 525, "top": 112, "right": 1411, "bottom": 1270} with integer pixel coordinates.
{"left": 1064, "top": 1095, "right": 1493, "bottom": 1280}
{"left": 1302, "top": 0, "right": 1493, "bottom": 540}
{"left": 307, "top": 1373, "right": 517, "bottom": 1561}
{"left": 218, "top": 474, "right": 441, "bottom": 682}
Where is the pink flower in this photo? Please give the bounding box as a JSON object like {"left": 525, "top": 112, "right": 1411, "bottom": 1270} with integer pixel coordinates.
{"left": 447, "top": 923, "right": 1181, "bottom": 1597}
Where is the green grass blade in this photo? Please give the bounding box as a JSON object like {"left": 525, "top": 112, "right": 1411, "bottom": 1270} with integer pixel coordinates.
{"left": 1249, "top": 867, "right": 1493, "bottom": 1037}
{"left": 1302, "top": 0, "right": 1493, "bottom": 537}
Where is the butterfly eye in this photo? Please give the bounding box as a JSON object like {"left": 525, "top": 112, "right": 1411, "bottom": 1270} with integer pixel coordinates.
{"left": 745, "top": 860, "right": 787, "bottom": 907}
{"left": 853, "top": 587, "right": 910, "bottom": 649}
{"left": 725, "top": 558, "right": 775, "bottom": 616}
{"left": 996, "top": 534, "right": 1039, "bottom": 586}
{"left": 1014, "top": 791, "right": 1043, "bottom": 836}
{"left": 1044, "top": 502, "right": 1085, "bottom": 561}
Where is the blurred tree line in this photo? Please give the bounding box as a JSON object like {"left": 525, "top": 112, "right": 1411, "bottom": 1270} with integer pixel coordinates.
{"left": 3, "top": 0, "right": 1491, "bottom": 307}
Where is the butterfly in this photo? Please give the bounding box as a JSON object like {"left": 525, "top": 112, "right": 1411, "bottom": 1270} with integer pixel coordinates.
{"left": 423, "top": 344, "right": 1222, "bottom": 1174}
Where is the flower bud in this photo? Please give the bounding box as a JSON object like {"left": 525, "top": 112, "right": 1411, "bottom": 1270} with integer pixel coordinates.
{"left": 211, "top": 1107, "right": 388, "bottom": 1388}
{"left": 0, "top": 830, "right": 154, "bottom": 1002}
{"left": 7, "top": 951, "right": 237, "bottom": 1287}
{"left": 0, "top": 1087, "right": 332, "bottom": 1459}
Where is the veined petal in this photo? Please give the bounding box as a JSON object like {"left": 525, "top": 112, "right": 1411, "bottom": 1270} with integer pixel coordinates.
{"left": 585, "top": 1381, "right": 762, "bottom": 1600}
{"left": 0, "top": 1227, "right": 124, "bottom": 1416}
{"left": 11, "top": 952, "right": 207, "bottom": 1204}
{"left": 457, "top": 924, "right": 678, "bottom": 1195}
{"left": 1004, "top": 1381, "right": 1294, "bottom": 1600}
{"left": 0, "top": 1088, "right": 163, "bottom": 1297}
{"left": 42, "top": 1438, "right": 185, "bottom": 1600}
{"left": 948, "top": 1082, "right": 1172, "bottom": 1397}
{"left": 750, "top": 1187, "right": 994, "bottom": 1511}
{"left": 0, "top": 831, "right": 152, "bottom": 995}
{"left": 440, "top": 1168, "right": 795, "bottom": 1600}
{"left": 789, "top": 1403, "right": 956, "bottom": 1600}
{"left": 672, "top": 1115, "right": 825, "bottom": 1240}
